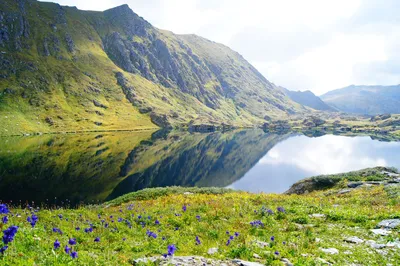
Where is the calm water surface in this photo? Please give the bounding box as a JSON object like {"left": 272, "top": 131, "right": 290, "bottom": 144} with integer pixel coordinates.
{"left": 0, "top": 130, "right": 399, "bottom": 205}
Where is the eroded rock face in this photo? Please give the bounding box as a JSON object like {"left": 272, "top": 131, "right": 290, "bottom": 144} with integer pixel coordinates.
{"left": 150, "top": 112, "right": 172, "bottom": 129}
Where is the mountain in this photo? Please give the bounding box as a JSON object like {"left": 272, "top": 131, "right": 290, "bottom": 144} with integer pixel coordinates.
{"left": 321, "top": 85, "right": 400, "bottom": 115}
{"left": 0, "top": 1, "right": 305, "bottom": 136}
{"left": 281, "top": 87, "right": 335, "bottom": 112}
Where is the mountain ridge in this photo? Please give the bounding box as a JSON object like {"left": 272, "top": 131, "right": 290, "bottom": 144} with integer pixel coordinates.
{"left": 281, "top": 87, "right": 335, "bottom": 112}
{"left": 321, "top": 84, "right": 400, "bottom": 115}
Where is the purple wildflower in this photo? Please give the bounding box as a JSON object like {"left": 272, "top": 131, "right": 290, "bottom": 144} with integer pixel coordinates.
{"left": 94, "top": 237, "right": 100, "bottom": 242}
{"left": 0, "top": 246, "right": 8, "bottom": 254}
{"left": 182, "top": 205, "right": 187, "bottom": 212}
{"left": 234, "top": 232, "right": 239, "bottom": 237}
{"left": 2, "top": 225, "right": 18, "bottom": 244}
{"left": 277, "top": 207, "right": 285, "bottom": 213}
{"left": 0, "top": 204, "right": 9, "bottom": 214}
{"left": 68, "top": 238, "right": 77, "bottom": 245}
{"left": 195, "top": 236, "right": 201, "bottom": 245}
{"left": 270, "top": 236, "right": 275, "bottom": 241}
{"left": 167, "top": 244, "right": 177, "bottom": 256}
{"left": 2, "top": 216, "right": 8, "bottom": 224}
{"left": 64, "top": 245, "right": 71, "bottom": 254}
{"left": 70, "top": 251, "right": 78, "bottom": 259}
{"left": 53, "top": 239, "right": 60, "bottom": 249}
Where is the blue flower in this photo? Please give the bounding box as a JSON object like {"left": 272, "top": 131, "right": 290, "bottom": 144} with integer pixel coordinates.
{"left": 270, "top": 236, "right": 275, "bottom": 241}
{"left": 167, "top": 244, "right": 177, "bottom": 256}
{"left": 195, "top": 236, "right": 201, "bottom": 245}
{"left": 155, "top": 220, "right": 160, "bottom": 225}
{"left": 118, "top": 218, "right": 123, "bottom": 222}
{"left": 226, "top": 239, "right": 231, "bottom": 246}
{"left": 64, "top": 245, "right": 71, "bottom": 254}
{"left": 277, "top": 207, "right": 285, "bottom": 213}
{"left": 94, "top": 237, "right": 100, "bottom": 242}
{"left": 250, "top": 220, "right": 264, "bottom": 227}
{"left": 53, "top": 228, "right": 62, "bottom": 234}
{"left": 75, "top": 227, "right": 80, "bottom": 231}
{"left": 0, "top": 204, "right": 9, "bottom": 214}
{"left": 0, "top": 245, "right": 8, "bottom": 254}
{"left": 53, "top": 239, "right": 60, "bottom": 249}
{"left": 196, "top": 215, "right": 201, "bottom": 221}
{"left": 226, "top": 231, "right": 230, "bottom": 235}
{"left": 2, "top": 225, "right": 18, "bottom": 244}
{"left": 2, "top": 216, "right": 8, "bottom": 224}
{"left": 70, "top": 251, "right": 78, "bottom": 259}
{"left": 274, "top": 251, "right": 280, "bottom": 255}
{"left": 182, "top": 205, "right": 187, "bottom": 212}
{"left": 84, "top": 227, "right": 93, "bottom": 233}
{"left": 229, "top": 235, "right": 234, "bottom": 240}
{"left": 68, "top": 238, "right": 77, "bottom": 245}
{"left": 234, "top": 232, "right": 239, "bottom": 237}
{"left": 58, "top": 214, "right": 63, "bottom": 220}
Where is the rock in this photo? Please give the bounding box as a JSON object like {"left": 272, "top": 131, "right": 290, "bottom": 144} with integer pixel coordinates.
{"left": 347, "top": 182, "right": 364, "bottom": 188}
{"left": 252, "top": 253, "right": 260, "bottom": 259}
{"left": 254, "top": 240, "right": 268, "bottom": 248}
{"left": 344, "top": 236, "right": 364, "bottom": 244}
{"left": 150, "top": 112, "right": 172, "bottom": 128}
{"left": 45, "top": 117, "right": 54, "bottom": 126}
{"left": 93, "top": 100, "right": 108, "bottom": 109}
{"left": 338, "top": 189, "right": 352, "bottom": 194}
{"left": 231, "top": 259, "right": 265, "bottom": 266}
{"left": 184, "top": 192, "right": 193, "bottom": 195}
{"left": 94, "top": 122, "right": 103, "bottom": 126}
{"left": 386, "top": 241, "right": 400, "bottom": 249}
{"left": 310, "top": 213, "right": 326, "bottom": 218}
{"left": 281, "top": 258, "right": 293, "bottom": 266}
{"left": 207, "top": 248, "right": 218, "bottom": 255}
{"left": 377, "top": 219, "right": 400, "bottom": 229}
{"left": 139, "top": 106, "right": 153, "bottom": 114}
{"left": 370, "top": 243, "right": 386, "bottom": 249}
{"left": 370, "top": 229, "right": 391, "bottom": 236}
{"left": 316, "top": 258, "right": 333, "bottom": 265}
{"left": 320, "top": 248, "right": 339, "bottom": 255}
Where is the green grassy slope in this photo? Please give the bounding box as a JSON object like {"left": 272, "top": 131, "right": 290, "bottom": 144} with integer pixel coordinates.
{"left": 0, "top": 1, "right": 305, "bottom": 136}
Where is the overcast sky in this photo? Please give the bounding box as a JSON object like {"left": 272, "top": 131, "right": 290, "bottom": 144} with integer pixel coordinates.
{"left": 43, "top": 0, "right": 400, "bottom": 95}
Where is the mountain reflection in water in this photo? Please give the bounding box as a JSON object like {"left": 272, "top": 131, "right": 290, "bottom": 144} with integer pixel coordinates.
{"left": 0, "top": 130, "right": 399, "bottom": 205}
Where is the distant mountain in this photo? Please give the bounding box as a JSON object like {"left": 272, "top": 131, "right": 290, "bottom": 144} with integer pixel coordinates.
{"left": 281, "top": 88, "right": 335, "bottom": 111}
{"left": 0, "top": 1, "right": 305, "bottom": 135}
{"left": 321, "top": 85, "right": 400, "bottom": 115}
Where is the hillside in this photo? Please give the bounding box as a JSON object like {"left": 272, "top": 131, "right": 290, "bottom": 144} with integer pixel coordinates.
{"left": 0, "top": 1, "right": 305, "bottom": 136}
{"left": 321, "top": 85, "right": 400, "bottom": 115}
{"left": 282, "top": 87, "right": 335, "bottom": 112}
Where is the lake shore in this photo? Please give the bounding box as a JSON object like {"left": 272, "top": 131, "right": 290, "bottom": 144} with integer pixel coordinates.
{"left": 0, "top": 167, "right": 399, "bottom": 265}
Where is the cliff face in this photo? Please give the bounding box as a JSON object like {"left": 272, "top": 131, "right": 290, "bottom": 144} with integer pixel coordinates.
{"left": 0, "top": 1, "right": 304, "bottom": 135}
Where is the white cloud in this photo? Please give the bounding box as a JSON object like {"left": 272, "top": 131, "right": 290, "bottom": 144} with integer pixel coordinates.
{"left": 42, "top": 0, "right": 399, "bottom": 94}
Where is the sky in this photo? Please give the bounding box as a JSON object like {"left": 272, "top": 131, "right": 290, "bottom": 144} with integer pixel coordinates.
{"left": 42, "top": 0, "right": 400, "bottom": 95}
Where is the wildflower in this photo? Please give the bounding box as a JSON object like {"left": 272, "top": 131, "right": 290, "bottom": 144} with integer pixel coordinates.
{"left": 270, "top": 236, "right": 275, "bottom": 241}
{"left": 277, "top": 207, "right": 285, "bottom": 213}
{"left": 84, "top": 227, "right": 93, "bottom": 233}
{"left": 175, "top": 227, "right": 179, "bottom": 231}
{"left": 2, "top": 225, "right": 18, "bottom": 244}
{"left": 68, "top": 238, "right": 77, "bottom": 245}
{"left": 75, "top": 227, "right": 80, "bottom": 231}
{"left": 196, "top": 215, "right": 201, "bottom": 221}
{"left": 226, "top": 231, "right": 230, "bottom": 235}
{"left": 267, "top": 209, "right": 274, "bottom": 215}
{"left": 64, "top": 245, "right": 71, "bottom": 254}
{"left": 162, "top": 237, "right": 166, "bottom": 241}
{"left": 162, "top": 253, "right": 168, "bottom": 258}
{"left": 53, "top": 239, "right": 60, "bottom": 249}
{"left": 234, "top": 232, "right": 239, "bottom": 237}
{"left": 182, "top": 205, "right": 187, "bottom": 212}
{"left": 229, "top": 235, "right": 234, "bottom": 240}
{"left": 0, "top": 246, "right": 8, "bottom": 254}
{"left": 274, "top": 251, "right": 280, "bottom": 255}
{"left": 138, "top": 215, "right": 142, "bottom": 219}
{"left": 167, "top": 244, "right": 177, "bottom": 256}
{"left": 94, "top": 237, "right": 100, "bottom": 242}
{"left": 2, "top": 216, "right": 8, "bottom": 224}
{"left": 250, "top": 220, "right": 264, "bottom": 227}
{"left": 226, "top": 239, "right": 231, "bottom": 246}
{"left": 195, "top": 236, "right": 201, "bottom": 245}
{"left": 146, "top": 230, "right": 157, "bottom": 238}
{"left": 70, "top": 251, "right": 78, "bottom": 259}
{"left": 0, "top": 204, "right": 9, "bottom": 214}
{"left": 53, "top": 228, "right": 62, "bottom": 234}
{"left": 118, "top": 218, "right": 123, "bottom": 222}
{"left": 155, "top": 220, "right": 160, "bottom": 225}
{"left": 122, "top": 238, "right": 126, "bottom": 241}
{"left": 282, "top": 241, "right": 286, "bottom": 245}
{"left": 58, "top": 214, "right": 63, "bottom": 220}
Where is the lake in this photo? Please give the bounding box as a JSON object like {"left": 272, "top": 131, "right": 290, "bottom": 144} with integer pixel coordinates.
{"left": 0, "top": 130, "right": 399, "bottom": 206}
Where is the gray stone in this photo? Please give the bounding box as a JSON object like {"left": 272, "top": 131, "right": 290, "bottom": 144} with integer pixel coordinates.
{"left": 370, "top": 229, "right": 391, "bottom": 236}
{"left": 320, "top": 248, "right": 339, "bottom": 255}
{"left": 344, "top": 236, "right": 364, "bottom": 244}
{"left": 207, "top": 247, "right": 218, "bottom": 255}
{"left": 254, "top": 240, "right": 268, "bottom": 248}
{"left": 310, "top": 213, "right": 326, "bottom": 218}
{"left": 347, "top": 182, "right": 364, "bottom": 188}
{"left": 231, "top": 259, "right": 265, "bottom": 266}
{"left": 377, "top": 219, "right": 400, "bottom": 229}
{"left": 281, "top": 258, "right": 293, "bottom": 266}
{"left": 338, "top": 189, "right": 352, "bottom": 195}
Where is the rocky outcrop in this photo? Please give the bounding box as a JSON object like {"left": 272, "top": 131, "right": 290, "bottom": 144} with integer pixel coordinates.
{"left": 150, "top": 112, "right": 172, "bottom": 129}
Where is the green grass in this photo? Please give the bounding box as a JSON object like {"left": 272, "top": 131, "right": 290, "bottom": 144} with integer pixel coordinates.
{"left": 0, "top": 182, "right": 399, "bottom": 265}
